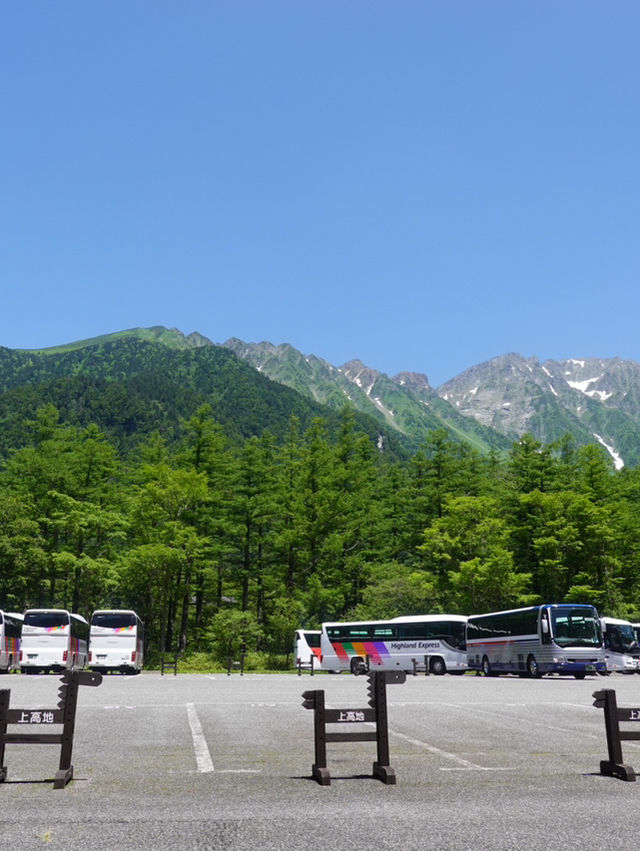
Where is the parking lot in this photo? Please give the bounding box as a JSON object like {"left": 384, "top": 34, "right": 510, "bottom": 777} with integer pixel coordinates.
{"left": 2, "top": 671, "right": 640, "bottom": 849}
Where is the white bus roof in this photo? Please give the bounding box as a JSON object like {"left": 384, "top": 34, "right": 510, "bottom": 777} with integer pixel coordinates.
{"left": 468, "top": 604, "right": 597, "bottom": 619}
{"left": 391, "top": 614, "right": 467, "bottom": 623}
{"left": 323, "top": 614, "right": 467, "bottom": 628}
{"left": 91, "top": 609, "right": 139, "bottom": 615}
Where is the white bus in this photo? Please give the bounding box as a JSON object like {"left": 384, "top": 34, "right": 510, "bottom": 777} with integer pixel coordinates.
{"left": 601, "top": 616, "right": 640, "bottom": 674}
{"left": 466, "top": 603, "right": 606, "bottom": 679}
{"left": 320, "top": 614, "right": 468, "bottom": 675}
{"left": 0, "top": 611, "right": 23, "bottom": 673}
{"left": 293, "top": 629, "right": 322, "bottom": 671}
{"left": 20, "top": 609, "right": 89, "bottom": 674}
{"left": 89, "top": 610, "right": 144, "bottom": 674}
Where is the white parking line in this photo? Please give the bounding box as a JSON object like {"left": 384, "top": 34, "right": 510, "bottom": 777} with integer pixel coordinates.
{"left": 389, "top": 728, "right": 515, "bottom": 771}
{"left": 186, "top": 703, "right": 214, "bottom": 773}
{"left": 324, "top": 699, "right": 512, "bottom": 772}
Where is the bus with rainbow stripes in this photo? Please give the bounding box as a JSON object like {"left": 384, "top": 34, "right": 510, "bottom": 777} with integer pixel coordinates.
{"left": 0, "top": 610, "right": 23, "bottom": 673}
{"left": 89, "top": 610, "right": 144, "bottom": 674}
{"left": 20, "top": 609, "right": 89, "bottom": 674}
{"left": 320, "top": 614, "right": 468, "bottom": 675}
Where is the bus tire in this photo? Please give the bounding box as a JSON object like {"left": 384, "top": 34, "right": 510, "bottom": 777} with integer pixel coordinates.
{"left": 526, "top": 654, "right": 541, "bottom": 678}
{"left": 430, "top": 657, "right": 446, "bottom": 676}
{"left": 350, "top": 657, "right": 366, "bottom": 676}
{"left": 574, "top": 672, "right": 586, "bottom": 679}
{"left": 482, "top": 656, "right": 495, "bottom": 677}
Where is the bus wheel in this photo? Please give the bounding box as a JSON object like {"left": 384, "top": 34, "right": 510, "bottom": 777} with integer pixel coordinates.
{"left": 526, "top": 655, "right": 541, "bottom": 678}
{"left": 430, "top": 657, "right": 446, "bottom": 676}
{"left": 574, "top": 672, "right": 586, "bottom": 679}
{"left": 350, "top": 657, "right": 366, "bottom": 676}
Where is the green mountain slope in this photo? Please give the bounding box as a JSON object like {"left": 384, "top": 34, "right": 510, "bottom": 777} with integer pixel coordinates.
{"left": 222, "top": 339, "right": 511, "bottom": 454}
{"left": 26, "top": 325, "right": 213, "bottom": 355}
{"left": 0, "top": 336, "right": 408, "bottom": 457}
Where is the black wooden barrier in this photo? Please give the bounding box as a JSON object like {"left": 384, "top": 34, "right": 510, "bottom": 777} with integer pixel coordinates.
{"left": 161, "top": 654, "right": 178, "bottom": 676}
{"left": 302, "top": 670, "right": 406, "bottom": 785}
{"left": 227, "top": 653, "right": 246, "bottom": 676}
{"left": 0, "top": 670, "right": 103, "bottom": 789}
{"left": 297, "top": 655, "right": 316, "bottom": 676}
{"left": 411, "top": 655, "right": 432, "bottom": 676}
{"left": 593, "top": 688, "right": 639, "bottom": 781}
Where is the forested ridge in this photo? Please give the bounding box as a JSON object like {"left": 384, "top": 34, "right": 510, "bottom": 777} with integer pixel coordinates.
{"left": 0, "top": 340, "right": 408, "bottom": 458}
{"left": 2, "top": 391, "right": 640, "bottom": 669}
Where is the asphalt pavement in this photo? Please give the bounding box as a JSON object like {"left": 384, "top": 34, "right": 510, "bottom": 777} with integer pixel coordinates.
{"left": 1, "top": 670, "right": 640, "bottom": 850}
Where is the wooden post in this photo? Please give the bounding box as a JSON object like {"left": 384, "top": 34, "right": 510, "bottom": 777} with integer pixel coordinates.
{"left": 55, "top": 672, "right": 80, "bottom": 788}
{"left": 0, "top": 690, "right": 8, "bottom": 782}
{"left": 593, "top": 688, "right": 637, "bottom": 781}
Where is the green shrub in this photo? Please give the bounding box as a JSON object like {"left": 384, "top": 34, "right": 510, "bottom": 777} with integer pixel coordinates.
{"left": 243, "top": 651, "right": 290, "bottom": 672}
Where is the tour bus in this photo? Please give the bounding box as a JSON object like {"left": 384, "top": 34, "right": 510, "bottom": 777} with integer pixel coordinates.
{"left": 20, "top": 609, "right": 89, "bottom": 674}
{"left": 293, "top": 629, "right": 322, "bottom": 671}
{"left": 320, "top": 614, "right": 468, "bottom": 675}
{"left": 466, "top": 603, "right": 606, "bottom": 679}
{"left": 89, "top": 610, "right": 144, "bottom": 674}
{"left": 601, "top": 616, "right": 640, "bottom": 674}
{"left": 0, "top": 611, "right": 23, "bottom": 673}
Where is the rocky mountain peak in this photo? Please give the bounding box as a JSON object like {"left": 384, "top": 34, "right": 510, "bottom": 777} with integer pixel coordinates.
{"left": 340, "top": 359, "right": 382, "bottom": 392}
{"left": 393, "top": 371, "right": 431, "bottom": 391}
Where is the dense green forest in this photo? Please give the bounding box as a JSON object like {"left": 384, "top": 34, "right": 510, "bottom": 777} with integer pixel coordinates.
{"left": 0, "top": 339, "right": 409, "bottom": 458}
{"left": 2, "top": 400, "right": 640, "bottom": 669}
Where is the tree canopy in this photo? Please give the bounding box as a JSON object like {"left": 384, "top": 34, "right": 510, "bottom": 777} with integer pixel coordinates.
{"left": 3, "top": 403, "right": 640, "bottom": 668}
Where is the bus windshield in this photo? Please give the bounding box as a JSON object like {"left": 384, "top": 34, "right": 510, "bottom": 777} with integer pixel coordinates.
{"left": 604, "top": 622, "right": 638, "bottom": 654}
{"left": 550, "top": 607, "right": 602, "bottom": 648}
{"left": 24, "top": 611, "right": 70, "bottom": 629}
{"left": 91, "top": 612, "right": 137, "bottom": 629}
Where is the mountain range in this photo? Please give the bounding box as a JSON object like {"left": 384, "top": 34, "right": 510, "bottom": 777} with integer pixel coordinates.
{"left": 221, "top": 339, "right": 640, "bottom": 468}
{"left": 3, "top": 326, "right": 640, "bottom": 467}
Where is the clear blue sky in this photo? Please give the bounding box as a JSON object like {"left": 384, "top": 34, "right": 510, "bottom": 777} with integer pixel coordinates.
{"left": 2, "top": 2, "right": 639, "bottom": 387}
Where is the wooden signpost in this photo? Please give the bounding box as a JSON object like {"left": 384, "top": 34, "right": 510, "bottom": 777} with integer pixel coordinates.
{"left": 302, "top": 670, "right": 406, "bottom": 785}
{"left": 0, "top": 669, "right": 102, "bottom": 789}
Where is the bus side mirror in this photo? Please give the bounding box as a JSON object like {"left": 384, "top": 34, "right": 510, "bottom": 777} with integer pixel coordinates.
{"left": 541, "top": 620, "right": 549, "bottom": 634}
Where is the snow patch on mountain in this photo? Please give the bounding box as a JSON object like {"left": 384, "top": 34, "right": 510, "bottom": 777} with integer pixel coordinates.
{"left": 593, "top": 433, "right": 624, "bottom": 470}
{"left": 568, "top": 375, "right": 603, "bottom": 394}
{"left": 567, "top": 374, "right": 614, "bottom": 402}
{"left": 373, "top": 397, "right": 395, "bottom": 417}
